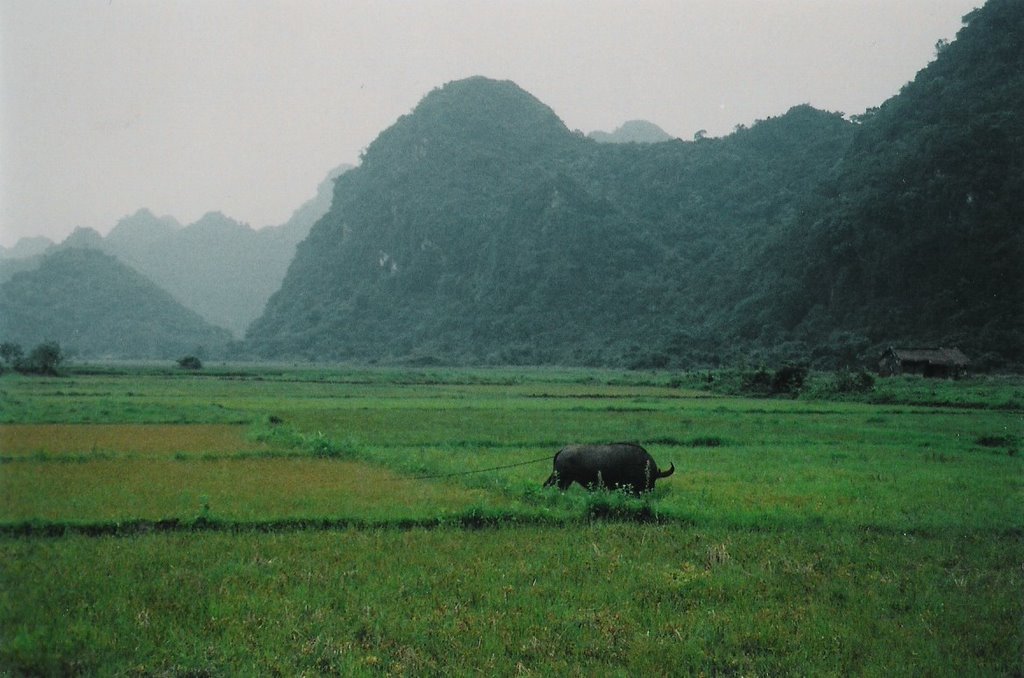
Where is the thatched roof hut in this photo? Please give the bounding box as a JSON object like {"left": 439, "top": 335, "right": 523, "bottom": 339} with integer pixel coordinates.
{"left": 878, "top": 347, "right": 970, "bottom": 378}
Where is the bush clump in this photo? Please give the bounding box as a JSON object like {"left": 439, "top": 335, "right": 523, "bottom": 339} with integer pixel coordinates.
{"left": 833, "top": 368, "right": 876, "bottom": 393}
{"left": 1, "top": 341, "right": 65, "bottom": 375}
{"left": 740, "top": 364, "right": 808, "bottom": 396}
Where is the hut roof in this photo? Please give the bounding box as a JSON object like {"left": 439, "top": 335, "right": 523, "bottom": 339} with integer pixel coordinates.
{"left": 888, "top": 347, "right": 970, "bottom": 366}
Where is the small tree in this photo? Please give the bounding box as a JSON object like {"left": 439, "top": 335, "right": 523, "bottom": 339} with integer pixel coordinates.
{"left": 18, "top": 341, "right": 64, "bottom": 375}
{"left": 0, "top": 342, "right": 24, "bottom": 371}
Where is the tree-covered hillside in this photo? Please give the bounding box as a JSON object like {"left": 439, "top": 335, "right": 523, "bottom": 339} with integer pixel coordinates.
{"left": 248, "top": 1, "right": 1021, "bottom": 369}
{"left": 247, "top": 78, "right": 855, "bottom": 365}
{"left": 764, "top": 0, "right": 1023, "bottom": 368}
{"left": 0, "top": 248, "right": 233, "bottom": 359}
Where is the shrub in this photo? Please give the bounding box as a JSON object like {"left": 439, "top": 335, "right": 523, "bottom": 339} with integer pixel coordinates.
{"left": 833, "top": 368, "right": 875, "bottom": 393}
{"left": 15, "top": 341, "right": 64, "bottom": 376}
{"left": 771, "top": 364, "right": 808, "bottom": 394}
{"left": 741, "top": 368, "right": 774, "bottom": 394}
{"left": 177, "top": 355, "right": 203, "bottom": 370}
{"left": 740, "top": 364, "right": 807, "bottom": 396}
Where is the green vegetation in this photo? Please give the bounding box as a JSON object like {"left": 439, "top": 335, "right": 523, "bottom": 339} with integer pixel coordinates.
{"left": 6, "top": 527, "right": 1017, "bottom": 676}
{"left": 1, "top": 365, "right": 1021, "bottom": 674}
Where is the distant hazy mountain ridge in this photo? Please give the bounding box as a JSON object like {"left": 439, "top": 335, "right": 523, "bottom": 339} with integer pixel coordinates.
{"left": 0, "top": 248, "right": 232, "bottom": 358}
{"left": 588, "top": 120, "right": 674, "bottom": 144}
{"left": 0, "top": 237, "right": 53, "bottom": 260}
{"left": 0, "top": 164, "right": 351, "bottom": 339}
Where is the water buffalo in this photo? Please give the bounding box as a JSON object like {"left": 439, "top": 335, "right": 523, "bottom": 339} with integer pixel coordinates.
{"left": 543, "top": 443, "right": 674, "bottom": 494}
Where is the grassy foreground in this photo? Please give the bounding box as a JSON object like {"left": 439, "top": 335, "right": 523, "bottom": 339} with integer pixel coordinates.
{"left": 1, "top": 365, "right": 1021, "bottom": 675}
{"left": 5, "top": 526, "right": 1017, "bottom": 676}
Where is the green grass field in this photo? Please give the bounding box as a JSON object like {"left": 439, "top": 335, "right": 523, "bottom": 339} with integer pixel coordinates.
{"left": 1, "top": 366, "right": 1021, "bottom": 675}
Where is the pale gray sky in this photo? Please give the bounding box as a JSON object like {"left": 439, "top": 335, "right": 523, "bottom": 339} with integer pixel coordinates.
{"left": 0, "top": 0, "right": 979, "bottom": 247}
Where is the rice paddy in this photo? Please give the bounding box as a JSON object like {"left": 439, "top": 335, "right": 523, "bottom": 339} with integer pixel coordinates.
{"left": 1, "top": 365, "right": 1021, "bottom": 674}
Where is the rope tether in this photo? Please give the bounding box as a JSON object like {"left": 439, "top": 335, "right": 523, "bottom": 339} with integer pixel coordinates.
{"left": 401, "top": 455, "right": 552, "bottom": 481}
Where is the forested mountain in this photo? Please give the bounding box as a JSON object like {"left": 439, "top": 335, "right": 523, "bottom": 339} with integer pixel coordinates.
{"left": 249, "top": 0, "right": 1021, "bottom": 369}
{"left": 247, "top": 78, "right": 855, "bottom": 365}
{"left": 0, "top": 237, "right": 58, "bottom": 286}
{"left": 764, "top": 0, "right": 1024, "bottom": 368}
{"left": 271, "top": 164, "right": 355, "bottom": 244}
{"left": 0, "top": 248, "right": 232, "bottom": 358}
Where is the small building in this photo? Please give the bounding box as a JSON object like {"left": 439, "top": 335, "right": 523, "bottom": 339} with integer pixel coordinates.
{"left": 878, "top": 347, "right": 970, "bottom": 378}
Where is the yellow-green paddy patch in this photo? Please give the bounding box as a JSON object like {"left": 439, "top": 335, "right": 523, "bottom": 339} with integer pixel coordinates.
{"left": 0, "top": 457, "right": 504, "bottom": 522}
{"left": 0, "top": 424, "right": 281, "bottom": 458}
